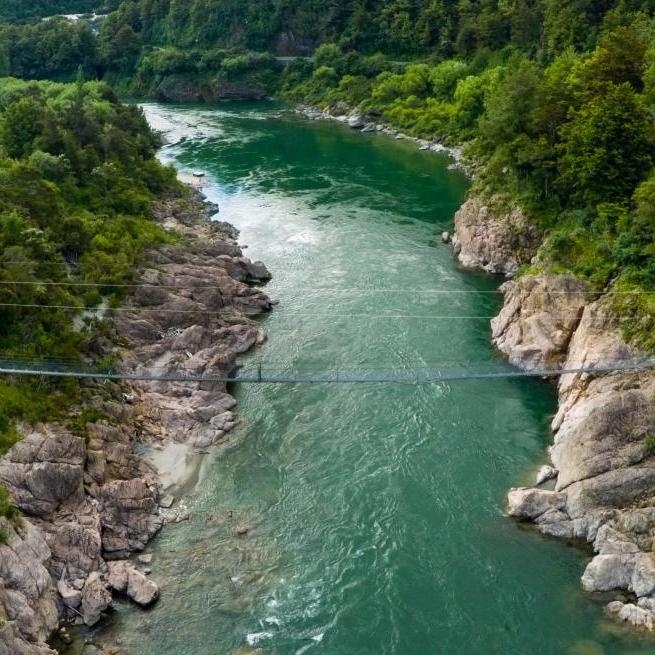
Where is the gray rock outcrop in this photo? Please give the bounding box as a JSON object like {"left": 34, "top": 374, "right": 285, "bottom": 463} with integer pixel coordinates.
{"left": 0, "top": 519, "right": 58, "bottom": 652}
{"left": 153, "top": 75, "right": 268, "bottom": 102}
{"left": 503, "top": 290, "right": 655, "bottom": 629}
{"left": 0, "top": 428, "right": 85, "bottom": 517}
{"left": 80, "top": 573, "right": 112, "bottom": 627}
{"left": 126, "top": 568, "right": 159, "bottom": 607}
{"left": 491, "top": 275, "right": 589, "bottom": 370}
{"left": 106, "top": 560, "right": 159, "bottom": 606}
{"left": 451, "top": 197, "right": 541, "bottom": 277}
{"left": 453, "top": 192, "right": 655, "bottom": 631}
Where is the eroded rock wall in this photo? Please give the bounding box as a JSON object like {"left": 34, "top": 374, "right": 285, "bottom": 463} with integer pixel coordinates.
{"left": 450, "top": 192, "right": 655, "bottom": 631}
{"left": 491, "top": 275, "right": 589, "bottom": 370}
{"left": 502, "top": 285, "right": 655, "bottom": 629}
{"left": 451, "top": 197, "right": 541, "bottom": 277}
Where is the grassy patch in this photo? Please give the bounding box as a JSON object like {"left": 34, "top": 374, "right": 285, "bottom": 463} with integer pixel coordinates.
{"left": 0, "top": 482, "right": 18, "bottom": 544}
{"left": 644, "top": 435, "right": 655, "bottom": 455}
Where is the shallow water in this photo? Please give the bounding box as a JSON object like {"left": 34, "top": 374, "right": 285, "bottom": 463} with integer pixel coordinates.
{"left": 96, "top": 103, "right": 655, "bottom": 655}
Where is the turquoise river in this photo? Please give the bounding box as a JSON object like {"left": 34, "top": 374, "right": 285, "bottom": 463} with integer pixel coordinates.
{"left": 93, "top": 103, "right": 655, "bottom": 655}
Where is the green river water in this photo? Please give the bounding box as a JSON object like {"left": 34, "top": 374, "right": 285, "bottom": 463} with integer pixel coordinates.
{"left": 95, "top": 103, "right": 655, "bottom": 655}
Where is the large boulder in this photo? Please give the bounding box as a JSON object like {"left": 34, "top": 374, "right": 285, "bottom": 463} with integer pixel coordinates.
{"left": 80, "top": 572, "right": 112, "bottom": 627}
{"left": 0, "top": 518, "right": 58, "bottom": 647}
{"left": 107, "top": 561, "right": 159, "bottom": 607}
{"left": 100, "top": 479, "right": 163, "bottom": 559}
{"left": 0, "top": 429, "right": 86, "bottom": 517}
{"left": 491, "top": 275, "right": 588, "bottom": 371}
{"left": 126, "top": 569, "right": 159, "bottom": 607}
{"left": 506, "top": 488, "right": 567, "bottom": 521}
{"left": 581, "top": 553, "right": 636, "bottom": 592}
{"left": 452, "top": 197, "right": 541, "bottom": 277}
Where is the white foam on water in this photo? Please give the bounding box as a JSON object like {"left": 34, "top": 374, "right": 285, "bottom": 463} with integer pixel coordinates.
{"left": 246, "top": 631, "right": 273, "bottom": 646}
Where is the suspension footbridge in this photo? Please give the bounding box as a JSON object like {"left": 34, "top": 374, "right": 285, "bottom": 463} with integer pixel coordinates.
{"left": 0, "top": 358, "right": 654, "bottom": 384}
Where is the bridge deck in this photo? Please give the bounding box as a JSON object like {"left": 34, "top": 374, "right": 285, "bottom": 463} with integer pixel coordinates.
{"left": 0, "top": 359, "right": 653, "bottom": 384}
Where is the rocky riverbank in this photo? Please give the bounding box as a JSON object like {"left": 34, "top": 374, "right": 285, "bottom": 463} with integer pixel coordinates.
{"left": 297, "top": 104, "right": 471, "bottom": 175}
{"left": 452, "top": 195, "right": 655, "bottom": 631}
{"left": 0, "top": 190, "right": 273, "bottom": 655}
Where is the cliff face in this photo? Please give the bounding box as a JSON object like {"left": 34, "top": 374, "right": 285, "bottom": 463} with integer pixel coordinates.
{"left": 508, "top": 298, "right": 655, "bottom": 629}
{"left": 456, "top": 196, "right": 655, "bottom": 630}
{"left": 0, "top": 191, "right": 273, "bottom": 653}
{"left": 491, "top": 275, "right": 588, "bottom": 370}
{"left": 452, "top": 197, "right": 541, "bottom": 277}
{"left": 0, "top": 519, "right": 58, "bottom": 655}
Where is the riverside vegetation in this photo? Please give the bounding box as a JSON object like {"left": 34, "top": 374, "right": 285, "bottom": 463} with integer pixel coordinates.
{"left": 0, "top": 75, "right": 181, "bottom": 534}
{"left": 0, "top": 76, "right": 178, "bottom": 455}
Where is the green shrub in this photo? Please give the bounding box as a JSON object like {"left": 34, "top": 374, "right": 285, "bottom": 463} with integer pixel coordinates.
{"left": 644, "top": 435, "right": 655, "bottom": 455}
{"left": 0, "top": 483, "right": 17, "bottom": 521}
{"left": 0, "top": 77, "right": 180, "bottom": 443}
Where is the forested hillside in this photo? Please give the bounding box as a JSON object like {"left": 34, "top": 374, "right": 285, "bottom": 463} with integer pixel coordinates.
{"left": 0, "top": 77, "right": 177, "bottom": 456}
{"left": 92, "top": 0, "right": 655, "bottom": 57}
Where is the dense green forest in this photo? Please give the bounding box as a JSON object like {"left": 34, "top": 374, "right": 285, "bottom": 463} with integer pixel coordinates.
{"left": 0, "top": 76, "right": 178, "bottom": 455}
{"left": 79, "top": 0, "right": 655, "bottom": 57}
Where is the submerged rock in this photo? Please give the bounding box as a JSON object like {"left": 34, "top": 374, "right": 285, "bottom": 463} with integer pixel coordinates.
{"left": 126, "top": 568, "right": 159, "bottom": 607}
{"left": 607, "top": 601, "right": 655, "bottom": 630}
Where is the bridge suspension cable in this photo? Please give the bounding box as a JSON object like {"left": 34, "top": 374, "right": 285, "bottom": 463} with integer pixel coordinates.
{"left": 1, "top": 278, "right": 655, "bottom": 295}
{"left": 0, "top": 358, "right": 653, "bottom": 385}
